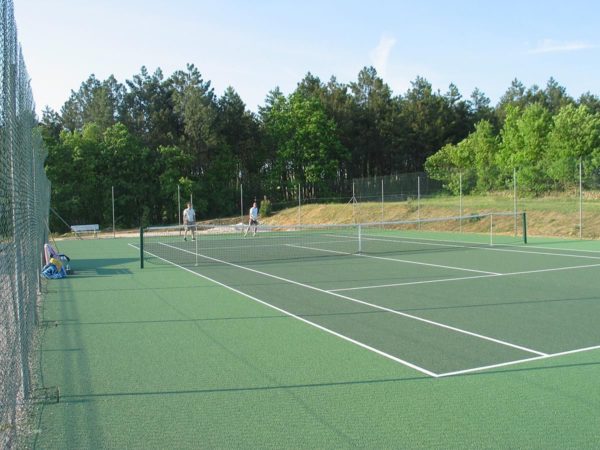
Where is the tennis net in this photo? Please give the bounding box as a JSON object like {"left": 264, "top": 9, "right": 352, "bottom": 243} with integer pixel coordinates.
{"left": 140, "top": 212, "right": 526, "bottom": 268}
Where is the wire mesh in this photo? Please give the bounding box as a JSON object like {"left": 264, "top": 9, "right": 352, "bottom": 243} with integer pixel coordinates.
{"left": 0, "top": 0, "right": 51, "bottom": 447}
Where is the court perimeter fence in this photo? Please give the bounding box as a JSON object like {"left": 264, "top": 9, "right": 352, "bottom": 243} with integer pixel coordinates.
{"left": 0, "top": 0, "right": 51, "bottom": 448}
{"left": 83, "top": 167, "right": 600, "bottom": 240}
{"left": 262, "top": 170, "right": 600, "bottom": 239}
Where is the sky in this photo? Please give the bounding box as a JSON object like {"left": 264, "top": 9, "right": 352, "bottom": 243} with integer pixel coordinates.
{"left": 13, "top": 0, "right": 600, "bottom": 117}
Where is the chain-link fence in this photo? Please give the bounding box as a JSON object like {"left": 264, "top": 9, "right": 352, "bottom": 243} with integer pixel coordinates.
{"left": 1, "top": 0, "right": 51, "bottom": 447}
{"left": 351, "top": 170, "right": 600, "bottom": 239}
{"left": 250, "top": 170, "right": 600, "bottom": 240}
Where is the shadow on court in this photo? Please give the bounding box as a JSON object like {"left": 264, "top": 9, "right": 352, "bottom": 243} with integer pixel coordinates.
{"left": 56, "top": 374, "right": 431, "bottom": 403}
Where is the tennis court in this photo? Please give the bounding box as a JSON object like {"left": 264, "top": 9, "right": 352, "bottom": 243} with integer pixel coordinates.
{"left": 34, "top": 215, "right": 600, "bottom": 448}
{"left": 139, "top": 216, "right": 600, "bottom": 379}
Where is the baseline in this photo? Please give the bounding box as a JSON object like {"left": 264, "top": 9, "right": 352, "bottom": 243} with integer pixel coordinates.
{"left": 437, "top": 344, "right": 600, "bottom": 378}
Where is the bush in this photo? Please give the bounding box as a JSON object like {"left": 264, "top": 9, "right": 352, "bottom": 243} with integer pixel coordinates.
{"left": 260, "top": 196, "right": 273, "bottom": 217}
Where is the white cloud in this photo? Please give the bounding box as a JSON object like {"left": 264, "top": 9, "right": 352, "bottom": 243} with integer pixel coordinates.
{"left": 528, "top": 39, "right": 596, "bottom": 54}
{"left": 370, "top": 35, "right": 397, "bottom": 77}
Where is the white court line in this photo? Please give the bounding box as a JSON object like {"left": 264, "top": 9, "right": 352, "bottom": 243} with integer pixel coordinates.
{"left": 330, "top": 274, "right": 500, "bottom": 292}
{"left": 503, "top": 263, "right": 600, "bottom": 276}
{"left": 437, "top": 344, "right": 600, "bottom": 378}
{"left": 129, "top": 243, "right": 437, "bottom": 377}
{"left": 330, "top": 262, "right": 600, "bottom": 292}
{"left": 154, "top": 243, "right": 546, "bottom": 357}
{"left": 288, "top": 243, "right": 500, "bottom": 276}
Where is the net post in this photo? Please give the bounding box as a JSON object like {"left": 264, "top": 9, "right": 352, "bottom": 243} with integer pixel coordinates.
{"left": 358, "top": 224, "right": 362, "bottom": 254}
{"left": 489, "top": 213, "right": 493, "bottom": 246}
{"left": 522, "top": 212, "right": 527, "bottom": 244}
{"left": 140, "top": 226, "right": 144, "bottom": 269}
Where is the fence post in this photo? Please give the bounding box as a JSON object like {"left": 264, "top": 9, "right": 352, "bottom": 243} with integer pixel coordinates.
{"left": 579, "top": 159, "right": 583, "bottom": 239}
{"left": 140, "top": 226, "right": 144, "bottom": 269}
{"left": 417, "top": 176, "right": 421, "bottom": 229}
{"left": 112, "top": 186, "right": 115, "bottom": 238}
{"left": 513, "top": 167, "right": 517, "bottom": 236}
{"left": 381, "top": 178, "right": 384, "bottom": 223}
{"left": 298, "top": 184, "right": 301, "bottom": 225}
{"left": 352, "top": 181, "right": 356, "bottom": 223}
{"left": 459, "top": 172, "right": 462, "bottom": 233}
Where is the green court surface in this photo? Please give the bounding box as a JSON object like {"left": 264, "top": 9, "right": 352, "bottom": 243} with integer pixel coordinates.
{"left": 33, "top": 232, "right": 600, "bottom": 448}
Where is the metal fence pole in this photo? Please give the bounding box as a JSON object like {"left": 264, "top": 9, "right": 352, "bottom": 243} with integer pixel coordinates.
{"left": 459, "top": 172, "right": 463, "bottom": 233}
{"left": 579, "top": 159, "right": 583, "bottom": 239}
{"left": 417, "top": 176, "right": 421, "bottom": 229}
{"left": 112, "top": 186, "right": 115, "bottom": 238}
{"left": 381, "top": 178, "right": 384, "bottom": 223}
{"left": 298, "top": 184, "right": 301, "bottom": 225}
{"left": 513, "top": 167, "right": 517, "bottom": 236}
{"left": 350, "top": 182, "right": 354, "bottom": 223}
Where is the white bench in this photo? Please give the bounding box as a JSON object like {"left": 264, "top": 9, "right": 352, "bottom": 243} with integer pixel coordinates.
{"left": 71, "top": 224, "right": 99, "bottom": 237}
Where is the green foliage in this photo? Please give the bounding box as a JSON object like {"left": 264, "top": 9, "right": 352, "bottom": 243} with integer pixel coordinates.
{"left": 547, "top": 104, "right": 600, "bottom": 187}
{"left": 424, "top": 120, "right": 498, "bottom": 194}
{"left": 425, "top": 101, "right": 600, "bottom": 196}
{"left": 498, "top": 103, "right": 553, "bottom": 193}
{"left": 39, "top": 65, "right": 600, "bottom": 227}
{"left": 261, "top": 91, "right": 349, "bottom": 199}
{"left": 260, "top": 197, "right": 273, "bottom": 217}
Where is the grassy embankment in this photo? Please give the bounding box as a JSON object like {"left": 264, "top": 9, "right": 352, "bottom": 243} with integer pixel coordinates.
{"left": 261, "top": 192, "right": 600, "bottom": 240}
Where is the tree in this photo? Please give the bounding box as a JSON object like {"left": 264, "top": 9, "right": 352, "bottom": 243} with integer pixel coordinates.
{"left": 215, "top": 87, "right": 262, "bottom": 210}
{"left": 578, "top": 92, "right": 600, "bottom": 115}
{"left": 469, "top": 88, "right": 497, "bottom": 128}
{"left": 424, "top": 120, "right": 499, "bottom": 194}
{"left": 157, "top": 145, "right": 194, "bottom": 223}
{"left": 470, "top": 120, "right": 501, "bottom": 191}
{"left": 547, "top": 104, "right": 600, "bottom": 187}
{"left": 102, "top": 123, "right": 157, "bottom": 226}
{"left": 170, "top": 64, "right": 217, "bottom": 177}
{"left": 543, "top": 77, "right": 573, "bottom": 114}
{"left": 119, "top": 66, "right": 178, "bottom": 150}
{"left": 40, "top": 107, "right": 63, "bottom": 144}
{"left": 348, "top": 67, "right": 394, "bottom": 176}
{"left": 498, "top": 104, "right": 553, "bottom": 192}
{"left": 59, "top": 74, "right": 123, "bottom": 132}
{"left": 399, "top": 76, "right": 452, "bottom": 171}
{"left": 262, "top": 91, "right": 349, "bottom": 199}
{"left": 496, "top": 78, "right": 527, "bottom": 124}
{"left": 443, "top": 83, "right": 474, "bottom": 144}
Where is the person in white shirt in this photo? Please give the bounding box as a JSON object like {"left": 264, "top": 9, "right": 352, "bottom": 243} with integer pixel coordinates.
{"left": 183, "top": 202, "right": 196, "bottom": 241}
{"left": 244, "top": 202, "right": 259, "bottom": 237}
